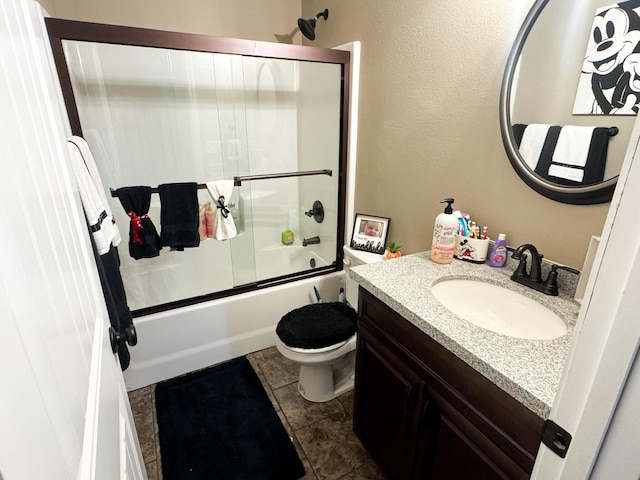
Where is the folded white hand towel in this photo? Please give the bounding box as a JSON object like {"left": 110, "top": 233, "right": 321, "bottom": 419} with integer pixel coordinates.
{"left": 547, "top": 164, "right": 585, "bottom": 183}
{"left": 206, "top": 180, "right": 237, "bottom": 240}
{"left": 552, "top": 126, "right": 595, "bottom": 168}
{"left": 67, "top": 140, "right": 120, "bottom": 254}
{"left": 519, "top": 124, "right": 551, "bottom": 170}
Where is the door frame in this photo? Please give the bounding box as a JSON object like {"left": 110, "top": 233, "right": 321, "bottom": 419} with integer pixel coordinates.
{"left": 532, "top": 91, "right": 640, "bottom": 478}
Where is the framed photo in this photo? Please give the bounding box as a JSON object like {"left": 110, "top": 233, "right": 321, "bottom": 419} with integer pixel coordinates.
{"left": 350, "top": 214, "right": 390, "bottom": 254}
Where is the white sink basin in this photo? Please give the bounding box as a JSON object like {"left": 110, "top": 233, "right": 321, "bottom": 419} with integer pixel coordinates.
{"left": 431, "top": 279, "right": 567, "bottom": 340}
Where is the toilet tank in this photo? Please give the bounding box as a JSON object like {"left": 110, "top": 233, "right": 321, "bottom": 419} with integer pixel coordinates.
{"left": 343, "top": 246, "right": 385, "bottom": 311}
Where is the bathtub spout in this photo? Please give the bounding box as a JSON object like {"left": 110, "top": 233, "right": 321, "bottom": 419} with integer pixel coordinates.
{"left": 303, "top": 236, "right": 320, "bottom": 247}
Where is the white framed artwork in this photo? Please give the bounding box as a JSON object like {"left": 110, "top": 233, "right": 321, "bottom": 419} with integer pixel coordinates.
{"left": 573, "top": 1, "right": 640, "bottom": 115}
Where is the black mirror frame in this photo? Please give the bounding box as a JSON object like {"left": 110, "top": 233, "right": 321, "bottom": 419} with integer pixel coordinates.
{"left": 499, "top": 0, "right": 618, "bottom": 205}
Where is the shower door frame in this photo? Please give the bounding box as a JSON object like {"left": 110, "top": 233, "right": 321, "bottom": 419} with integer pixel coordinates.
{"left": 46, "top": 18, "right": 350, "bottom": 316}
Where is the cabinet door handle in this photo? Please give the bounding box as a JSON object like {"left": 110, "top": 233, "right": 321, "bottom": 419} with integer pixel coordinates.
{"left": 406, "top": 384, "right": 417, "bottom": 411}
{"left": 421, "top": 395, "right": 438, "bottom": 428}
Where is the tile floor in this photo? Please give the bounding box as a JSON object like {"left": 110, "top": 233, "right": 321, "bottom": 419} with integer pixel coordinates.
{"left": 128, "top": 346, "right": 391, "bottom": 480}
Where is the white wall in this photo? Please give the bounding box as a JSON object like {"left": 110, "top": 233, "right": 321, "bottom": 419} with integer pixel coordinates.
{"left": 590, "top": 346, "right": 640, "bottom": 478}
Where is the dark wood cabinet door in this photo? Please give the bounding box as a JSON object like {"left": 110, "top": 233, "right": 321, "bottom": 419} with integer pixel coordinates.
{"left": 428, "top": 390, "right": 529, "bottom": 480}
{"left": 354, "top": 324, "right": 427, "bottom": 480}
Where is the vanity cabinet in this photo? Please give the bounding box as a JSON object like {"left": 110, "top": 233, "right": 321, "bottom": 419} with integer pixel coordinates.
{"left": 353, "top": 288, "right": 544, "bottom": 480}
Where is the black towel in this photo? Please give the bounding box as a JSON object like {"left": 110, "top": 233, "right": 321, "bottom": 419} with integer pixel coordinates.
{"left": 512, "top": 123, "right": 527, "bottom": 148}
{"left": 88, "top": 224, "right": 134, "bottom": 371}
{"left": 584, "top": 127, "right": 611, "bottom": 184}
{"left": 534, "top": 125, "right": 562, "bottom": 179}
{"left": 99, "top": 245, "right": 134, "bottom": 370}
{"left": 158, "top": 182, "right": 200, "bottom": 250}
{"left": 116, "top": 186, "right": 162, "bottom": 259}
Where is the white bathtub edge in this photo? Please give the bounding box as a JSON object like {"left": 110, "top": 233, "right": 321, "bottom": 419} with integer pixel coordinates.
{"left": 123, "top": 271, "right": 345, "bottom": 390}
{"left": 123, "top": 325, "right": 276, "bottom": 390}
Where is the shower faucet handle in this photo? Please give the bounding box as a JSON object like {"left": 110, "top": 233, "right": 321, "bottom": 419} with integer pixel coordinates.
{"left": 304, "top": 200, "right": 324, "bottom": 223}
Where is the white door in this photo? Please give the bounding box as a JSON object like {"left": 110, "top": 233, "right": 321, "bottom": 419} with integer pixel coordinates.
{"left": 0, "top": 1, "right": 145, "bottom": 479}
{"left": 531, "top": 94, "right": 640, "bottom": 476}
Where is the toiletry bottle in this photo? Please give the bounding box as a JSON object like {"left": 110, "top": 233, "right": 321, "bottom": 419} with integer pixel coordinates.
{"left": 199, "top": 204, "right": 207, "bottom": 241}
{"left": 431, "top": 198, "right": 457, "bottom": 264}
{"left": 204, "top": 202, "right": 215, "bottom": 238}
{"left": 489, "top": 233, "right": 508, "bottom": 268}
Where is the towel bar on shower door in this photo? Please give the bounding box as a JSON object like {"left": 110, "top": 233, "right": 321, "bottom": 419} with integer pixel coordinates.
{"left": 233, "top": 169, "right": 332, "bottom": 186}
{"left": 109, "top": 169, "right": 333, "bottom": 196}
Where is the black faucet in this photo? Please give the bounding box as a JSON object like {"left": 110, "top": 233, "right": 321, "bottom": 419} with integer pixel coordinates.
{"left": 302, "top": 236, "right": 320, "bottom": 247}
{"left": 511, "top": 244, "right": 579, "bottom": 295}
{"left": 511, "top": 244, "right": 543, "bottom": 284}
{"left": 541, "top": 264, "right": 581, "bottom": 296}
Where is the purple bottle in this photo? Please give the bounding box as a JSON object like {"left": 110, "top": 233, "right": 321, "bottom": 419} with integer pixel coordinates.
{"left": 489, "top": 233, "right": 507, "bottom": 268}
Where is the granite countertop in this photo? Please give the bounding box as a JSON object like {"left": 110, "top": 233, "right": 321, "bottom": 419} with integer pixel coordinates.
{"left": 349, "top": 251, "right": 581, "bottom": 419}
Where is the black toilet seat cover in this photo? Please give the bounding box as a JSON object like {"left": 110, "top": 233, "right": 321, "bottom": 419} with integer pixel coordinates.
{"left": 276, "top": 302, "right": 357, "bottom": 349}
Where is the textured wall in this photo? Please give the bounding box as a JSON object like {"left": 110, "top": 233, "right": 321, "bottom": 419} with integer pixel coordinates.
{"left": 37, "top": 0, "right": 302, "bottom": 43}
{"left": 303, "top": 0, "right": 612, "bottom": 268}
{"left": 37, "top": 0, "right": 614, "bottom": 267}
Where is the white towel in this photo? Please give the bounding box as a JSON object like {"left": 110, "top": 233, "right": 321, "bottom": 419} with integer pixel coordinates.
{"left": 551, "top": 125, "right": 595, "bottom": 168}
{"left": 547, "top": 164, "right": 585, "bottom": 183}
{"left": 67, "top": 137, "right": 121, "bottom": 254}
{"left": 206, "top": 180, "right": 237, "bottom": 240}
{"left": 519, "top": 124, "right": 551, "bottom": 170}
{"left": 546, "top": 126, "right": 596, "bottom": 182}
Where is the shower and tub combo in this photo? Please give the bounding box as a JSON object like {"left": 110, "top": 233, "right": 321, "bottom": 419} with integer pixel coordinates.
{"left": 47, "top": 18, "right": 366, "bottom": 392}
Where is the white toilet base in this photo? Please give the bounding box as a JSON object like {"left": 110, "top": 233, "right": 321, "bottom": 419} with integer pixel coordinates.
{"left": 297, "top": 350, "right": 356, "bottom": 402}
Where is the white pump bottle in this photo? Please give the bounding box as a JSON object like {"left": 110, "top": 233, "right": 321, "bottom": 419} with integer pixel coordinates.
{"left": 431, "top": 198, "right": 457, "bottom": 264}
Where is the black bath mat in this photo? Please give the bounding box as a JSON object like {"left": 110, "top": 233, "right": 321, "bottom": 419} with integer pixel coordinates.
{"left": 155, "top": 356, "right": 305, "bottom": 480}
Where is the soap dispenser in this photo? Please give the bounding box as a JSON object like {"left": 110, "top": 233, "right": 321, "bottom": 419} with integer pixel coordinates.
{"left": 431, "top": 198, "right": 457, "bottom": 264}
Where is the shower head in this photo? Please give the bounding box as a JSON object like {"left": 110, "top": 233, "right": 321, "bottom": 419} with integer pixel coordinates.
{"left": 297, "top": 8, "right": 329, "bottom": 41}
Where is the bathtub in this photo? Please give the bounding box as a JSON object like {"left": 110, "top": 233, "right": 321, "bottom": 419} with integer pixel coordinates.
{"left": 123, "top": 267, "right": 345, "bottom": 390}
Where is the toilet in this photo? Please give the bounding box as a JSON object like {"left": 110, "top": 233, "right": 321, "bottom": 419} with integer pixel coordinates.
{"left": 275, "top": 246, "right": 384, "bottom": 402}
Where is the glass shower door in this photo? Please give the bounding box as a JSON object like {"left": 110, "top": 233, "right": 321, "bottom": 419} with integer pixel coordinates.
{"left": 51, "top": 20, "right": 348, "bottom": 314}
{"left": 235, "top": 58, "right": 341, "bottom": 285}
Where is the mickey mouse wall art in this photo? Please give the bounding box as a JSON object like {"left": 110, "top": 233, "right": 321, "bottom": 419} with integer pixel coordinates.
{"left": 574, "top": 0, "right": 640, "bottom": 115}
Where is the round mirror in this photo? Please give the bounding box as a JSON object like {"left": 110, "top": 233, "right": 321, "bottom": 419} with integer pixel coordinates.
{"left": 499, "top": 0, "right": 639, "bottom": 204}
